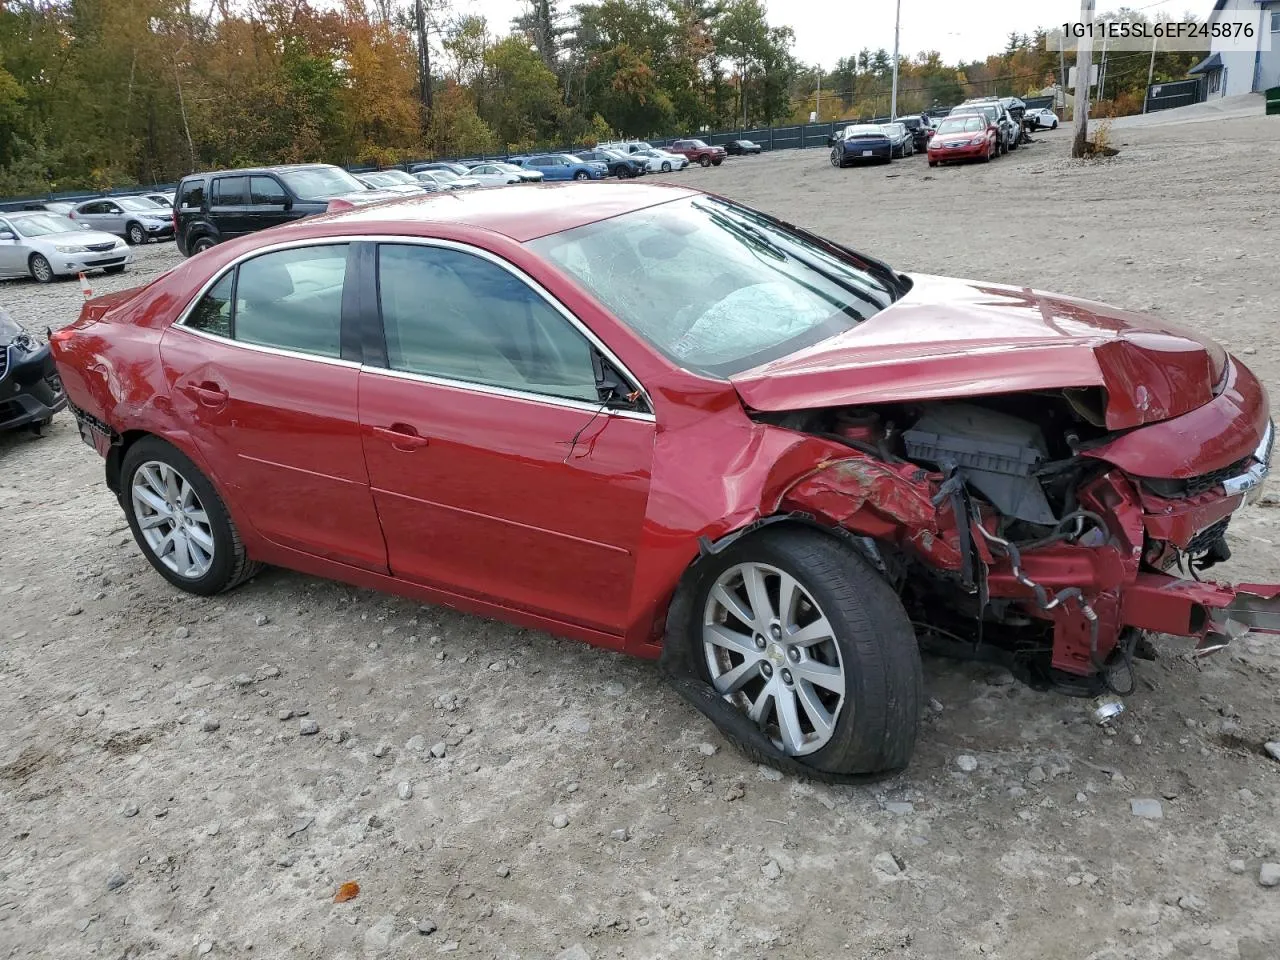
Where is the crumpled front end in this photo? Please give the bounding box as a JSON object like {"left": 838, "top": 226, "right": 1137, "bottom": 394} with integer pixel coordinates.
{"left": 763, "top": 364, "right": 1279, "bottom": 695}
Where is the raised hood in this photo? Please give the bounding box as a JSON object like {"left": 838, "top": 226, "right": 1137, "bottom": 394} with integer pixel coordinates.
{"left": 729, "top": 274, "right": 1226, "bottom": 431}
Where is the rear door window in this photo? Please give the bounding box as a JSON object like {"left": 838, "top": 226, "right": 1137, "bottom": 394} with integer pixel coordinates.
{"left": 211, "top": 176, "right": 248, "bottom": 206}
{"left": 181, "top": 245, "right": 349, "bottom": 359}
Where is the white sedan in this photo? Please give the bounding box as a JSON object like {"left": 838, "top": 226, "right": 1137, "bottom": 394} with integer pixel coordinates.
{"left": 466, "top": 162, "right": 542, "bottom": 186}
{"left": 633, "top": 149, "right": 690, "bottom": 173}
{"left": 0, "top": 210, "right": 131, "bottom": 283}
{"left": 1025, "top": 108, "right": 1059, "bottom": 130}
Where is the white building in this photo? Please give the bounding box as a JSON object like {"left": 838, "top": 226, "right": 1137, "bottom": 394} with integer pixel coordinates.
{"left": 1188, "top": 0, "right": 1280, "bottom": 97}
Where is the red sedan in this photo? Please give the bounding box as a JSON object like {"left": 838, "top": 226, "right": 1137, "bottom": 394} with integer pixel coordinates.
{"left": 927, "top": 114, "right": 999, "bottom": 166}
{"left": 51, "top": 184, "right": 1279, "bottom": 780}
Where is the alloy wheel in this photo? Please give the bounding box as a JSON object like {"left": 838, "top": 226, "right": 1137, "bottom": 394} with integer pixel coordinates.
{"left": 30, "top": 255, "right": 53, "bottom": 283}
{"left": 131, "top": 460, "right": 215, "bottom": 579}
{"left": 128, "top": 224, "right": 145, "bottom": 245}
{"left": 702, "top": 561, "right": 846, "bottom": 756}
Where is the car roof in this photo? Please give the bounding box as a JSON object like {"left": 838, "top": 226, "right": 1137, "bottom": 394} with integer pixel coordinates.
{"left": 180, "top": 164, "right": 336, "bottom": 180}
{"left": 313, "top": 182, "right": 698, "bottom": 243}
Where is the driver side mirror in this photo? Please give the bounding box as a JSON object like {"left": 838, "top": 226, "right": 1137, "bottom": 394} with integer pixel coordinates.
{"left": 0, "top": 231, "right": 14, "bottom": 241}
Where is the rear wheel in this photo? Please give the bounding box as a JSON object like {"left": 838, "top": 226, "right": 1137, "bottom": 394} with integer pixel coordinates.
{"left": 126, "top": 222, "right": 146, "bottom": 245}
{"left": 121, "top": 436, "right": 262, "bottom": 596}
{"left": 687, "top": 528, "right": 922, "bottom": 776}
{"left": 191, "top": 235, "right": 217, "bottom": 255}
{"left": 829, "top": 149, "right": 843, "bottom": 168}
{"left": 29, "top": 254, "right": 55, "bottom": 284}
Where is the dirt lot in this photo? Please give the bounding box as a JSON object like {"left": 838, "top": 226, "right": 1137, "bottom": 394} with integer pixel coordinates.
{"left": 3, "top": 109, "right": 1280, "bottom": 960}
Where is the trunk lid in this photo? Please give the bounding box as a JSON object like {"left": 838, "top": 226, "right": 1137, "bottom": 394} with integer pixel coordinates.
{"left": 728, "top": 273, "right": 1224, "bottom": 430}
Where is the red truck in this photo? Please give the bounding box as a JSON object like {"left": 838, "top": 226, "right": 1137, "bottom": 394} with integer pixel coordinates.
{"left": 668, "top": 139, "right": 727, "bottom": 167}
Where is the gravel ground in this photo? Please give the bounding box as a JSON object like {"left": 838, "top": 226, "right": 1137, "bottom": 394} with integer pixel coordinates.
{"left": 3, "top": 111, "right": 1280, "bottom": 960}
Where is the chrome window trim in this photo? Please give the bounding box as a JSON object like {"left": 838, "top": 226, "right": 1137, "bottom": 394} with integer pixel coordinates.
{"left": 171, "top": 324, "right": 361, "bottom": 369}
{"left": 172, "top": 233, "right": 655, "bottom": 416}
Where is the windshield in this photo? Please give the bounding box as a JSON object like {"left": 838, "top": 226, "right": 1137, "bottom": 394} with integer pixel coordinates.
{"left": 118, "top": 196, "right": 163, "bottom": 213}
{"left": 11, "top": 214, "right": 80, "bottom": 237}
{"left": 278, "top": 166, "right": 366, "bottom": 200}
{"left": 378, "top": 170, "right": 418, "bottom": 185}
{"left": 937, "top": 117, "right": 984, "bottom": 134}
{"left": 529, "top": 196, "right": 899, "bottom": 377}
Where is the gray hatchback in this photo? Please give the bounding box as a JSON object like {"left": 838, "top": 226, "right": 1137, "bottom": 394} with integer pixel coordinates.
{"left": 71, "top": 196, "right": 175, "bottom": 245}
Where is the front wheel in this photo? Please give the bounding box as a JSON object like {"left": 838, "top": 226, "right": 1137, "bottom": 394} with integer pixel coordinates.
{"left": 29, "top": 254, "right": 55, "bottom": 284}
{"left": 104, "top": 265, "right": 127, "bottom": 275}
{"left": 121, "top": 437, "right": 263, "bottom": 595}
{"left": 661, "top": 161, "right": 672, "bottom": 173}
{"left": 1051, "top": 120, "right": 1058, "bottom": 130}
{"left": 126, "top": 223, "right": 146, "bottom": 245}
{"left": 699, "top": 155, "right": 712, "bottom": 168}
{"left": 573, "top": 170, "right": 590, "bottom": 181}
{"left": 928, "top": 159, "right": 938, "bottom": 167}
{"left": 686, "top": 527, "right": 922, "bottom": 776}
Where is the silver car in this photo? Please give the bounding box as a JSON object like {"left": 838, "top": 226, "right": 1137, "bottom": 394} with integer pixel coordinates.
{"left": 466, "top": 161, "right": 543, "bottom": 186}
{"left": 357, "top": 171, "right": 430, "bottom": 195}
{"left": 0, "top": 211, "right": 131, "bottom": 283}
{"left": 71, "top": 195, "right": 175, "bottom": 245}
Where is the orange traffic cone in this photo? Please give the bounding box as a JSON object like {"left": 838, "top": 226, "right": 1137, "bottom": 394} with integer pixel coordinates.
{"left": 78, "top": 272, "right": 93, "bottom": 299}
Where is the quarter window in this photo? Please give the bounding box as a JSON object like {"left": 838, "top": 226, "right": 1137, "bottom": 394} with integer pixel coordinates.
{"left": 376, "top": 244, "right": 599, "bottom": 403}
{"left": 179, "top": 180, "right": 205, "bottom": 209}
{"left": 182, "top": 245, "right": 348, "bottom": 359}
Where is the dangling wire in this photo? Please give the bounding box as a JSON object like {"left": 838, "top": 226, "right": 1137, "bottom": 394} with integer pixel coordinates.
{"left": 562, "top": 397, "right": 611, "bottom": 464}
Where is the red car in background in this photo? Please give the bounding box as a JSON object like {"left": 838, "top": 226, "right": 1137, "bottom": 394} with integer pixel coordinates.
{"left": 50, "top": 183, "right": 1280, "bottom": 781}
{"left": 927, "top": 113, "right": 999, "bottom": 166}
{"left": 667, "top": 139, "right": 727, "bottom": 167}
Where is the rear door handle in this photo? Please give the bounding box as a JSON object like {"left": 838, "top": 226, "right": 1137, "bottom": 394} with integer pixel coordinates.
{"left": 372, "top": 423, "right": 430, "bottom": 452}
{"left": 186, "top": 381, "right": 228, "bottom": 407}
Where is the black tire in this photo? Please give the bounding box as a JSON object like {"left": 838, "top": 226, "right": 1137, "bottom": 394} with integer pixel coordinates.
{"left": 981, "top": 142, "right": 993, "bottom": 163}
{"left": 120, "top": 436, "right": 263, "bottom": 596}
{"left": 573, "top": 170, "right": 590, "bottom": 181}
{"left": 699, "top": 155, "right": 712, "bottom": 168}
{"left": 928, "top": 159, "right": 938, "bottom": 168}
{"left": 126, "top": 222, "right": 146, "bottom": 245}
{"left": 712, "top": 158, "right": 723, "bottom": 166}
{"left": 661, "top": 161, "right": 672, "bottom": 173}
{"left": 829, "top": 149, "right": 843, "bottom": 168}
{"left": 680, "top": 527, "right": 922, "bottom": 777}
{"left": 191, "top": 235, "right": 217, "bottom": 255}
{"left": 104, "top": 265, "right": 127, "bottom": 275}
{"left": 29, "top": 253, "right": 55, "bottom": 284}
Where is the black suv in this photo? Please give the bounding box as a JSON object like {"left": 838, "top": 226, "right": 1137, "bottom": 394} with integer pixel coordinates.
{"left": 575, "top": 149, "right": 647, "bottom": 178}
{"left": 174, "top": 164, "right": 381, "bottom": 257}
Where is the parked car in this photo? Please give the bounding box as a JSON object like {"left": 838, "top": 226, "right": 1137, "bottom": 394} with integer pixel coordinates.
{"left": 19, "top": 201, "right": 78, "bottom": 215}
{"left": 467, "top": 161, "right": 543, "bottom": 185}
{"left": 513, "top": 154, "right": 608, "bottom": 181}
{"left": 668, "top": 139, "right": 727, "bottom": 167}
{"left": 576, "top": 149, "right": 648, "bottom": 178}
{"left": 633, "top": 148, "right": 690, "bottom": 173}
{"left": 881, "top": 122, "right": 915, "bottom": 158}
{"left": 413, "top": 170, "right": 482, "bottom": 191}
{"left": 136, "top": 192, "right": 176, "bottom": 208}
{"left": 358, "top": 171, "right": 430, "bottom": 195}
{"left": 951, "top": 102, "right": 1017, "bottom": 153}
{"left": 899, "top": 115, "right": 935, "bottom": 152}
{"left": 174, "top": 163, "right": 400, "bottom": 257}
{"left": 50, "top": 181, "right": 1280, "bottom": 780}
{"left": 830, "top": 124, "right": 894, "bottom": 166}
{"left": 725, "top": 139, "right": 763, "bottom": 155}
{"left": 0, "top": 307, "right": 66, "bottom": 433}
{"left": 927, "top": 114, "right": 999, "bottom": 166}
{"left": 71, "top": 196, "right": 174, "bottom": 245}
{"left": 408, "top": 162, "right": 473, "bottom": 177}
{"left": 1025, "top": 107, "right": 1060, "bottom": 130}
{"left": 0, "top": 210, "right": 131, "bottom": 284}
{"left": 598, "top": 140, "right": 654, "bottom": 155}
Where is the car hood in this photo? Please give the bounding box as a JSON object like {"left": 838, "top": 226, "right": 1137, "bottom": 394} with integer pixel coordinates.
{"left": 39, "top": 228, "right": 124, "bottom": 247}
{"left": 729, "top": 273, "right": 1226, "bottom": 431}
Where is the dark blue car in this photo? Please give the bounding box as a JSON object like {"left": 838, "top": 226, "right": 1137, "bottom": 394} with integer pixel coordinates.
{"left": 830, "top": 125, "right": 894, "bottom": 167}
{"left": 513, "top": 154, "right": 608, "bottom": 181}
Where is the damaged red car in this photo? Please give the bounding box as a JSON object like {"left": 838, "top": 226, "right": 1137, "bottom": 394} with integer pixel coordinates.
{"left": 51, "top": 183, "right": 1278, "bottom": 780}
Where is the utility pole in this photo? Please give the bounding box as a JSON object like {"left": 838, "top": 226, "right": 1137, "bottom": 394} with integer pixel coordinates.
{"left": 1059, "top": 32, "right": 1067, "bottom": 92}
{"left": 816, "top": 67, "right": 822, "bottom": 122}
{"left": 1143, "top": 35, "right": 1158, "bottom": 113}
{"left": 1071, "top": 0, "right": 1095, "bottom": 158}
{"left": 890, "top": 0, "right": 902, "bottom": 120}
{"left": 415, "top": 0, "right": 432, "bottom": 125}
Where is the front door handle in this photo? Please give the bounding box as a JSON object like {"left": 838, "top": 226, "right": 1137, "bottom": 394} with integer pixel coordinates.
{"left": 186, "top": 381, "right": 228, "bottom": 407}
{"left": 372, "top": 423, "right": 430, "bottom": 452}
